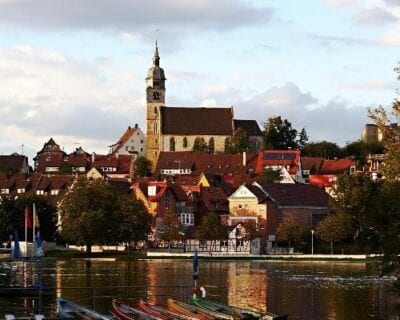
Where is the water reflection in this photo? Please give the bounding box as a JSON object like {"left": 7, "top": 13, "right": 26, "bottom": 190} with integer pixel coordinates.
{"left": 0, "top": 259, "right": 398, "bottom": 319}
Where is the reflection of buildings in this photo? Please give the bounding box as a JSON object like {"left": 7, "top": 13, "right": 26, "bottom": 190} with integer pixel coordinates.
{"left": 226, "top": 263, "right": 267, "bottom": 312}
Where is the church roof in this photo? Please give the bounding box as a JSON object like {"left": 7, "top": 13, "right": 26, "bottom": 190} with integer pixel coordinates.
{"left": 161, "top": 107, "right": 233, "bottom": 135}
{"left": 234, "top": 120, "right": 262, "bottom": 136}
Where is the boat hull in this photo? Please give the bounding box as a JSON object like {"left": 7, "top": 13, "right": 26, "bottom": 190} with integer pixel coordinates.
{"left": 57, "top": 297, "right": 112, "bottom": 320}
{"left": 111, "top": 299, "right": 163, "bottom": 320}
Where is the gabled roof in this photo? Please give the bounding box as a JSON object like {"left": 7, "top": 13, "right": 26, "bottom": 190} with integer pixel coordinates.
{"left": 259, "top": 183, "right": 329, "bottom": 208}
{"left": 244, "top": 184, "right": 267, "bottom": 203}
{"left": 301, "top": 157, "right": 323, "bottom": 172}
{"left": 234, "top": 119, "right": 262, "bottom": 136}
{"left": 110, "top": 126, "right": 139, "bottom": 154}
{"left": 199, "top": 186, "right": 229, "bottom": 213}
{"left": 92, "top": 154, "right": 132, "bottom": 174}
{"left": 161, "top": 107, "right": 233, "bottom": 135}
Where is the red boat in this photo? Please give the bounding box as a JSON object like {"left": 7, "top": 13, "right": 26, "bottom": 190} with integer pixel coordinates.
{"left": 137, "top": 299, "right": 194, "bottom": 320}
{"left": 111, "top": 299, "right": 163, "bottom": 320}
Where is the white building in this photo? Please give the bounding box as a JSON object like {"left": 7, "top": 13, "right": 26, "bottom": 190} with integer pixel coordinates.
{"left": 109, "top": 124, "right": 146, "bottom": 158}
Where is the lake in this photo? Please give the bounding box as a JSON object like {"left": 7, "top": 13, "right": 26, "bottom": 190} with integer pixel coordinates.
{"left": 0, "top": 258, "right": 399, "bottom": 319}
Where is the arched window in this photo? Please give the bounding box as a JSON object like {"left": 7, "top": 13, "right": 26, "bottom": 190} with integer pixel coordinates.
{"left": 154, "top": 122, "right": 158, "bottom": 134}
{"left": 170, "top": 137, "right": 176, "bottom": 151}
{"left": 154, "top": 107, "right": 158, "bottom": 114}
{"left": 209, "top": 137, "right": 215, "bottom": 154}
{"left": 183, "top": 137, "right": 188, "bottom": 148}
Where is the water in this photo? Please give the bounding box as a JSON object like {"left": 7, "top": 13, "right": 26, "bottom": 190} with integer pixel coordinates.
{"left": 0, "top": 258, "right": 399, "bottom": 319}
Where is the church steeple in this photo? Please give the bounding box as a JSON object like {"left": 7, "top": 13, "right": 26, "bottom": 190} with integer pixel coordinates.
{"left": 153, "top": 41, "right": 160, "bottom": 67}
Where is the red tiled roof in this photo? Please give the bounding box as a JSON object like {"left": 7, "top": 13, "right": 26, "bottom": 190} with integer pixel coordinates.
{"left": 255, "top": 150, "right": 301, "bottom": 175}
{"left": 0, "top": 155, "right": 28, "bottom": 173}
{"left": 155, "top": 151, "right": 257, "bottom": 176}
{"left": 319, "top": 159, "right": 355, "bottom": 175}
{"left": 199, "top": 186, "right": 229, "bottom": 213}
{"left": 161, "top": 107, "right": 233, "bottom": 135}
{"left": 110, "top": 126, "right": 138, "bottom": 154}
{"left": 260, "top": 183, "right": 329, "bottom": 207}
{"left": 309, "top": 175, "right": 337, "bottom": 188}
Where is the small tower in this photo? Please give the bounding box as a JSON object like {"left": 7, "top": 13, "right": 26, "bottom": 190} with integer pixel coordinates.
{"left": 146, "top": 41, "right": 166, "bottom": 168}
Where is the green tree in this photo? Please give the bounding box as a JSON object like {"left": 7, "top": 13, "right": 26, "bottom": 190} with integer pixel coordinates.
{"left": 195, "top": 212, "right": 227, "bottom": 240}
{"left": 342, "top": 140, "right": 384, "bottom": 168}
{"left": 242, "top": 220, "right": 260, "bottom": 240}
{"left": 225, "top": 128, "right": 249, "bottom": 153}
{"left": 297, "top": 128, "right": 309, "bottom": 150}
{"left": 263, "top": 116, "right": 298, "bottom": 150}
{"left": 59, "top": 163, "right": 73, "bottom": 174}
{"left": 118, "top": 196, "right": 151, "bottom": 247}
{"left": 134, "top": 156, "right": 152, "bottom": 177}
{"left": 59, "top": 177, "right": 150, "bottom": 252}
{"left": 257, "top": 168, "right": 282, "bottom": 184}
{"left": 193, "top": 137, "right": 208, "bottom": 152}
{"left": 317, "top": 213, "right": 352, "bottom": 254}
{"left": 276, "top": 214, "right": 301, "bottom": 248}
{"left": 302, "top": 141, "right": 342, "bottom": 159}
{"left": 157, "top": 211, "right": 184, "bottom": 246}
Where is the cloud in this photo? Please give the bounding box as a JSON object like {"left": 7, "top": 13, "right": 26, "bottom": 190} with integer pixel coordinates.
{"left": 234, "top": 83, "right": 369, "bottom": 145}
{"left": 325, "top": 0, "right": 359, "bottom": 8}
{"left": 0, "top": 0, "right": 274, "bottom": 33}
{"left": 0, "top": 45, "right": 146, "bottom": 158}
{"left": 354, "top": 6, "right": 398, "bottom": 25}
{"left": 380, "top": 28, "right": 400, "bottom": 46}
{"left": 340, "top": 79, "right": 396, "bottom": 91}
{"left": 306, "top": 33, "right": 373, "bottom": 48}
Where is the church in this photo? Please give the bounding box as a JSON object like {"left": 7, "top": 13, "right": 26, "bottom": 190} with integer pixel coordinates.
{"left": 145, "top": 43, "right": 263, "bottom": 167}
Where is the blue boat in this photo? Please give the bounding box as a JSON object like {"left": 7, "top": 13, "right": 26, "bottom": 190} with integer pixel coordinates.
{"left": 57, "top": 297, "right": 113, "bottom": 320}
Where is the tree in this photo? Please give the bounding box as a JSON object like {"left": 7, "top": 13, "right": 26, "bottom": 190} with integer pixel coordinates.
{"left": 134, "top": 156, "right": 152, "bottom": 177}
{"left": 302, "top": 141, "right": 342, "bottom": 159}
{"left": 242, "top": 220, "right": 260, "bottom": 240}
{"left": 257, "top": 168, "right": 282, "bottom": 184}
{"left": 193, "top": 137, "right": 208, "bottom": 152}
{"left": 342, "top": 140, "right": 384, "bottom": 168}
{"left": 59, "top": 177, "right": 150, "bottom": 253}
{"left": 156, "top": 211, "right": 184, "bottom": 245}
{"left": 297, "top": 128, "right": 309, "bottom": 150}
{"left": 59, "top": 163, "right": 73, "bottom": 174}
{"left": 263, "top": 116, "right": 298, "bottom": 150}
{"left": 317, "top": 213, "right": 352, "bottom": 254}
{"left": 195, "top": 212, "right": 227, "bottom": 240}
{"left": 276, "top": 214, "right": 301, "bottom": 248}
{"left": 331, "top": 174, "right": 376, "bottom": 245}
{"left": 118, "top": 196, "right": 152, "bottom": 247}
{"left": 225, "top": 128, "right": 249, "bottom": 153}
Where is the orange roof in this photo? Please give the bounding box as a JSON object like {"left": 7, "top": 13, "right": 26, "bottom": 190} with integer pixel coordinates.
{"left": 319, "top": 159, "right": 355, "bottom": 174}
{"left": 255, "top": 149, "right": 300, "bottom": 174}
{"left": 110, "top": 126, "right": 138, "bottom": 154}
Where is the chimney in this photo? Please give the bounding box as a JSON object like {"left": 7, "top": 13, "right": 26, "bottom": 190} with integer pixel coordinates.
{"left": 91, "top": 152, "right": 95, "bottom": 163}
{"left": 135, "top": 123, "right": 138, "bottom": 128}
{"left": 242, "top": 151, "right": 247, "bottom": 167}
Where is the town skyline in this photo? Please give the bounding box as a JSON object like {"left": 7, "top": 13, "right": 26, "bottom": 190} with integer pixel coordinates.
{"left": 0, "top": 0, "right": 398, "bottom": 161}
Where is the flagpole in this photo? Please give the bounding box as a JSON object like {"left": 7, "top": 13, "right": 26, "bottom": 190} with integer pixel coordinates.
{"left": 24, "top": 206, "right": 28, "bottom": 258}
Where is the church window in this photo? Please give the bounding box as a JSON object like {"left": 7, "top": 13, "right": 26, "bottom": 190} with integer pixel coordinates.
{"left": 154, "top": 107, "right": 158, "bottom": 114}
{"left": 154, "top": 122, "right": 158, "bottom": 134}
{"left": 183, "top": 137, "right": 188, "bottom": 148}
{"left": 170, "top": 137, "right": 176, "bottom": 151}
{"left": 209, "top": 137, "right": 215, "bottom": 154}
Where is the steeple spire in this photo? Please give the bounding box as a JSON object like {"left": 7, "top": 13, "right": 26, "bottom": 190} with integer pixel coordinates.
{"left": 153, "top": 40, "right": 160, "bottom": 67}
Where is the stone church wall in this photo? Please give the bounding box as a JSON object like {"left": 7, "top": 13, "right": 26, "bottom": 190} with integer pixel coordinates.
{"left": 161, "top": 134, "right": 229, "bottom": 152}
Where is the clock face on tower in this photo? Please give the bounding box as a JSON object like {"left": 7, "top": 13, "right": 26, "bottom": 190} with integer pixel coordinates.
{"left": 153, "top": 90, "right": 160, "bottom": 100}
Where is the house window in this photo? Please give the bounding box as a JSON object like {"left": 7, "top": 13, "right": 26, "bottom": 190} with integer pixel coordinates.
{"left": 36, "top": 190, "right": 44, "bottom": 195}
{"left": 125, "top": 146, "right": 129, "bottom": 151}
{"left": 183, "top": 137, "right": 188, "bottom": 148}
{"left": 1, "top": 189, "right": 9, "bottom": 194}
{"left": 179, "top": 213, "right": 194, "bottom": 226}
{"left": 141, "top": 140, "right": 144, "bottom": 144}
{"left": 50, "top": 189, "right": 59, "bottom": 195}
{"left": 170, "top": 137, "right": 176, "bottom": 151}
{"left": 17, "top": 188, "right": 25, "bottom": 194}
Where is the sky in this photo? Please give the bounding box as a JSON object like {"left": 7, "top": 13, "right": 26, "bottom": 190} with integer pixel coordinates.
{"left": 0, "top": 0, "right": 399, "bottom": 162}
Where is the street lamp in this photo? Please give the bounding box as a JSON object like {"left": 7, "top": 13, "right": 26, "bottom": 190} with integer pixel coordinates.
{"left": 311, "top": 229, "right": 314, "bottom": 255}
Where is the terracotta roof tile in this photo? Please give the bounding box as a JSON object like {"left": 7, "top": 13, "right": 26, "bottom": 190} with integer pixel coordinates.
{"left": 319, "top": 159, "right": 355, "bottom": 174}
{"left": 161, "top": 107, "right": 233, "bottom": 135}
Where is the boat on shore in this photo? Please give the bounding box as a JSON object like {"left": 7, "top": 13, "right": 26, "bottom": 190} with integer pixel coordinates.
{"left": 57, "top": 297, "right": 113, "bottom": 320}
{"left": 138, "top": 299, "right": 196, "bottom": 320}
{"left": 192, "top": 298, "right": 288, "bottom": 320}
{"left": 111, "top": 299, "right": 163, "bottom": 320}
{"left": 168, "top": 298, "right": 233, "bottom": 320}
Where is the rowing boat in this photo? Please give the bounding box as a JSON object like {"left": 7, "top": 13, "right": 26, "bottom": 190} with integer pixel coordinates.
{"left": 57, "top": 297, "right": 113, "bottom": 320}
{"left": 168, "top": 298, "right": 234, "bottom": 320}
{"left": 111, "top": 298, "right": 163, "bottom": 320}
{"left": 192, "top": 298, "right": 288, "bottom": 320}
{"left": 137, "top": 299, "right": 197, "bottom": 320}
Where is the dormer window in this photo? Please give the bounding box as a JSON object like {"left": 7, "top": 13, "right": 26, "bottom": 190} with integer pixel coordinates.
{"left": 36, "top": 190, "right": 44, "bottom": 195}
{"left": 1, "top": 189, "right": 9, "bottom": 194}
{"left": 17, "top": 188, "right": 25, "bottom": 194}
{"left": 50, "top": 190, "right": 59, "bottom": 195}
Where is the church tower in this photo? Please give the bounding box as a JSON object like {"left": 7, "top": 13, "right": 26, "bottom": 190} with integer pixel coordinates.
{"left": 146, "top": 41, "right": 166, "bottom": 168}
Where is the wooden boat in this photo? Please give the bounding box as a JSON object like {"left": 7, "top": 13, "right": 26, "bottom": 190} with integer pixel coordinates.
{"left": 137, "top": 299, "right": 194, "bottom": 320}
{"left": 167, "top": 298, "right": 233, "bottom": 320}
{"left": 192, "top": 298, "right": 288, "bottom": 320}
{"left": 111, "top": 299, "right": 163, "bottom": 320}
{"left": 57, "top": 297, "right": 113, "bottom": 320}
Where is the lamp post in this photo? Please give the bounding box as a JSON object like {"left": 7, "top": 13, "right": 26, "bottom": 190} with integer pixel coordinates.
{"left": 311, "top": 229, "right": 314, "bottom": 255}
